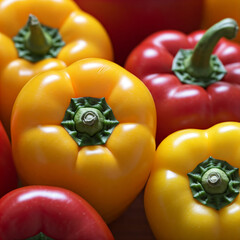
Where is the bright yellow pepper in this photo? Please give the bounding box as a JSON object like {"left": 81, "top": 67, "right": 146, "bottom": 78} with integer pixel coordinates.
{"left": 145, "top": 122, "right": 240, "bottom": 240}
{"left": 11, "top": 58, "right": 156, "bottom": 223}
{"left": 202, "top": 0, "right": 240, "bottom": 42}
{"left": 0, "top": 0, "right": 113, "bottom": 136}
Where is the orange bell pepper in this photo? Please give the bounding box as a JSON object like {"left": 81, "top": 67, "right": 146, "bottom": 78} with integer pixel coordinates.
{"left": 202, "top": 0, "right": 240, "bottom": 42}
{"left": 11, "top": 58, "right": 156, "bottom": 223}
{"left": 0, "top": 0, "right": 113, "bottom": 136}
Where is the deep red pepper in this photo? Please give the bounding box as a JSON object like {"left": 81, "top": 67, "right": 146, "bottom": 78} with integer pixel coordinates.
{"left": 125, "top": 18, "right": 240, "bottom": 145}
{"left": 0, "top": 185, "right": 114, "bottom": 240}
{"left": 75, "top": 0, "right": 204, "bottom": 65}
{"left": 0, "top": 121, "right": 18, "bottom": 197}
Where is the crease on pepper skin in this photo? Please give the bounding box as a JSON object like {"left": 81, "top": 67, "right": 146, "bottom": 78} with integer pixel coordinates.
{"left": 0, "top": 121, "right": 18, "bottom": 197}
{"left": 144, "top": 121, "right": 240, "bottom": 240}
{"left": 0, "top": 0, "right": 113, "bottom": 137}
{"left": 11, "top": 58, "right": 157, "bottom": 223}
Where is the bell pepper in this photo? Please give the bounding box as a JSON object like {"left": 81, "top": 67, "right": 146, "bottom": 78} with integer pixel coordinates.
{"left": 144, "top": 121, "right": 240, "bottom": 240}
{"left": 0, "top": 121, "right": 18, "bottom": 197}
{"left": 75, "top": 0, "right": 204, "bottom": 65}
{"left": 0, "top": 185, "right": 114, "bottom": 240}
{"left": 125, "top": 18, "right": 240, "bottom": 145}
{"left": 11, "top": 58, "right": 156, "bottom": 223}
{"left": 0, "top": 0, "right": 113, "bottom": 136}
{"left": 202, "top": 0, "right": 240, "bottom": 42}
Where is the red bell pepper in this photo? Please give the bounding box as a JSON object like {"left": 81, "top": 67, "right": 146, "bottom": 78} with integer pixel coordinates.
{"left": 125, "top": 18, "right": 240, "bottom": 145}
{"left": 75, "top": 0, "right": 204, "bottom": 65}
{"left": 0, "top": 121, "right": 18, "bottom": 197}
{"left": 0, "top": 185, "right": 114, "bottom": 240}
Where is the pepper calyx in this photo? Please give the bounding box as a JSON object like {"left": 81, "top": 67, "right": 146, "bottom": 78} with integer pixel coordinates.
{"left": 25, "top": 232, "right": 53, "bottom": 240}
{"left": 187, "top": 156, "right": 240, "bottom": 210}
{"left": 172, "top": 49, "right": 226, "bottom": 88}
{"left": 13, "top": 14, "right": 65, "bottom": 62}
{"left": 172, "top": 18, "right": 239, "bottom": 88}
{"left": 61, "top": 97, "right": 119, "bottom": 147}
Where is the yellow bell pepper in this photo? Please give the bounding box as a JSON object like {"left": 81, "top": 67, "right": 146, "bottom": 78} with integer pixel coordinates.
{"left": 202, "top": 0, "right": 240, "bottom": 42}
{"left": 145, "top": 122, "right": 240, "bottom": 240}
{"left": 11, "top": 58, "right": 156, "bottom": 223}
{"left": 0, "top": 0, "right": 113, "bottom": 136}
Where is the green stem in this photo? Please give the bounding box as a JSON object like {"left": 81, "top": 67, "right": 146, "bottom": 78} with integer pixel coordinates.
{"left": 185, "top": 18, "right": 239, "bottom": 78}
{"left": 13, "top": 14, "right": 65, "bottom": 62}
{"left": 201, "top": 168, "right": 229, "bottom": 194}
{"left": 74, "top": 107, "right": 104, "bottom": 136}
{"left": 24, "top": 14, "right": 52, "bottom": 55}
{"left": 172, "top": 18, "right": 239, "bottom": 87}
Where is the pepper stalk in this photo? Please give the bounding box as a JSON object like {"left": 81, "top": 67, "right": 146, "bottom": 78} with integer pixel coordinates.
{"left": 13, "top": 14, "right": 65, "bottom": 62}
{"left": 172, "top": 18, "right": 239, "bottom": 88}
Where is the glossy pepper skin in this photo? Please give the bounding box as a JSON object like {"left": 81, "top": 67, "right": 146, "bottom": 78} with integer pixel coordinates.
{"left": 11, "top": 58, "right": 156, "bottom": 223}
{"left": 0, "top": 121, "right": 18, "bottom": 197}
{"left": 75, "top": 0, "right": 204, "bottom": 65}
{"left": 144, "top": 122, "right": 240, "bottom": 240}
{"left": 0, "top": 0, "right": 113, "bottom": 136}
{"left": 0, "top": 185, "right": 114, "bottom": 240}
{"left": 125, "top": 18, "right": 240, "bottom": 145}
